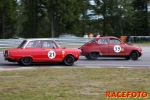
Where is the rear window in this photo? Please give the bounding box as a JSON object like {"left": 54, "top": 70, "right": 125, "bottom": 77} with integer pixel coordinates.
{"left": 18, "top": 40, "right": 27, "bottom": 48}
{"left": 88, "top": 39, "right": 95, "bottom": 43}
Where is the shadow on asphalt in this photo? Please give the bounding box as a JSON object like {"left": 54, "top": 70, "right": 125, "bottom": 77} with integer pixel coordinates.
{"left": 79, "top": 59, "right": 132, "bottom": 61}
{"left": 0, "top": 62, "right": 70, "bottom": 67}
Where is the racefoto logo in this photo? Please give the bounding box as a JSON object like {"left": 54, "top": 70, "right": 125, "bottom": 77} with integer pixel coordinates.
{"left": 106, "top": 91, "right": 148, "bottom": 98}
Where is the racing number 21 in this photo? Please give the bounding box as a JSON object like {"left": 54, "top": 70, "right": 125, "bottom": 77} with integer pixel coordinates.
{"left": 49, "top": 52, "right": 54, "bottom": 57}
{"left": 48, "top": 51, "right": 56, "bottom": 59}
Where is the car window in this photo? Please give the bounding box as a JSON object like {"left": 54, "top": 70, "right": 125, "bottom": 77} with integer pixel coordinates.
{"left": 109, "top": 39, "right": 121, "bottom": 44}
{"left": 26, "top": 41, "right": 41, "bottom": 48}
{"left": 98, "top": 39, "right": 108, "bottom": 44}
{"left": 42, "top": 40, "right": 57, "bottom": 48}
{"left": 88, "top": 39, "right": 95, "bottom": 43}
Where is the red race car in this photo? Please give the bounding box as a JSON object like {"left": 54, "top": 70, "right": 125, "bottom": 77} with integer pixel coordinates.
{"left": 3, "top": 39, "right": 81, "bottom": 66}
{"left": 79, "top": 36, "right": 142, "bottom": 60}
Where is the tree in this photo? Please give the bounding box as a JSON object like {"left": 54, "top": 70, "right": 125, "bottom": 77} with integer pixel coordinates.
{"left": 132, "top": 0, "right": 149, "bottom": 36}
{"left": 43, "top": 0, "right": 85, "bottom": 37}
{"left": 0, "top": 0, "right": 18, "bottom": 39}
{"left": 92, "top": 0, "right": 135, "bottom": 37}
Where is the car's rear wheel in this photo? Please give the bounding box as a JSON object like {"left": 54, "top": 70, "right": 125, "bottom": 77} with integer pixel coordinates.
{"left": 20, "top": 57, "right": 32, "bottom": 66}
{"left": 17, "top": 61, "right": 22, "bottom": 65}
{"left": 130, "top": 51, "right": 139, "bottom": 60}
{"left": 85, "top": 52, "right": 99, "bottom": 60}
{"left": 63, "top": 55, "right": 75, "bottom": 66}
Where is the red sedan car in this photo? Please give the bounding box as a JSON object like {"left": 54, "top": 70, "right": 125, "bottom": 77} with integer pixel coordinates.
{"left": 3, "top": 39, "right": 81, "bottom": 66}
{"left": 79, "top": 36, "right": 142, "bottom": 60}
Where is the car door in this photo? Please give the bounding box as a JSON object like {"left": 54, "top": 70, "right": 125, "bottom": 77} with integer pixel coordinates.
{"left": 97, "top": 38, "right": 109, "bottom": 56}
{"left": 41, "top": 40, "right": 62, "bottom": 62}
{"left": 24, "top": 40, "right": 42, "bottom": 62}
{"left": 108, "top": 38, "right": 126, "bottom": 56}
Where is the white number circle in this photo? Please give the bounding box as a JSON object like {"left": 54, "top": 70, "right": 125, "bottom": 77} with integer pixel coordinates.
{"left": 48, "top": 51, "right": 56, "bottom": 59}
{"left": 114, "top": 45, "right": 121, "bottom": 53}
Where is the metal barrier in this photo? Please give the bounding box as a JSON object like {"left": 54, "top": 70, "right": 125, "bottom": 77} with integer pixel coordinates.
{"left": 0, "top": 36, "right": 150, "bottom": 48}
{"left": 127, "top": 36, "right": 150, "bottom": 43}
{"left": 0, "top": 38, "right": 93, "bottom": 48}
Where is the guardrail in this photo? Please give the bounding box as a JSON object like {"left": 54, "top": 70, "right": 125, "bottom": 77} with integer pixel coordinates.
{"left": 0, "top": 38, "right": 93, "bottom": 48}
{"left": 0, "top": 36, "right": 150, "bottom": 48}
{"left": 128, "top": 36, "right": 150, "bottom": 43}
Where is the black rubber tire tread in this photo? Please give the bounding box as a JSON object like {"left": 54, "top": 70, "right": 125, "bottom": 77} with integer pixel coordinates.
{"left": 20, "top": 57, "right": 32, "bottom": 66}
{"left": 85, "top": 52, "right": 99, "bottom": 60}
{"left": 130, "top": 51, "right": 139, "bottom": 60}
{"left": 63, "top": 55, "right": 75, "bottom": 66}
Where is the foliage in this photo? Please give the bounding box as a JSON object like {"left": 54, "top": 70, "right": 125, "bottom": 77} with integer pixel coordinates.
{"left": 0, "top": 0, "right": 150, "bottom": 38}
{"left": 0, "top": 0, "right": 18, "bottom": 38}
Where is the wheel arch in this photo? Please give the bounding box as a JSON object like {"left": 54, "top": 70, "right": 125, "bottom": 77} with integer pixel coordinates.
{"left": 63, "top": 54, "right": 76, "bottom": 61}
{"left": 130, "top": 50, "right": 140, "bottom": 57}
{"left": 19, "top": 56, "right": 33, "bottom": 62}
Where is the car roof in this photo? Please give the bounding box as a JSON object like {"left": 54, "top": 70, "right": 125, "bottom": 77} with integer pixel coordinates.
{"left": 99, "top": 36, "right": 117, "bottom": 38}
{"left": 95, "top": 36, "right": 119, "bottom": 40}
{"left": 24, "top": 38, "right": 55, "bottom": 42}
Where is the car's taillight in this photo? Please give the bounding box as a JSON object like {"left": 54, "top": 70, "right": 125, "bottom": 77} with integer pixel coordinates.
{"left": 4, "top": 50, "right": 9, "bottom": 57}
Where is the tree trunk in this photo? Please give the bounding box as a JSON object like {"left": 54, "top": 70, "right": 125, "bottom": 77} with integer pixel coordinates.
{"left": 1, "top": 13, "right": 5, "bottom": 39}
{"left": 50, "top": 13, "right": 55, "bottom": 38}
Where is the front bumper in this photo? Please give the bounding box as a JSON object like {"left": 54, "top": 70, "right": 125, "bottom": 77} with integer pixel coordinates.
{"left": 4, "top": 57, "right": 16, "bottom": 62}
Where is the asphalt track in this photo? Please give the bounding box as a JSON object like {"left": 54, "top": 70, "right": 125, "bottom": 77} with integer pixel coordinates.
{"left": 0, "top": 46, "right": 150, "bottom": 71}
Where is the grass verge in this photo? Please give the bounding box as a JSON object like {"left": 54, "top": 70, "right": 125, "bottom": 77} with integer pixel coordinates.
{"left": 0, "top": 68, "right": 149, "bottom": 100}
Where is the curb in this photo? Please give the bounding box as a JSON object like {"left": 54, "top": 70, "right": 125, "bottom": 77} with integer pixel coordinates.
{"left": 0, "top": 66, "right": 150, "bottom": 71}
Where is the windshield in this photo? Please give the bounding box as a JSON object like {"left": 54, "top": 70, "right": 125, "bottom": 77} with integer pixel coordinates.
{"left": 18, "top": 40, "right": 27, "bottom": 48}
{"left": 55, "top": 42, "right": 61, "bottom": 47}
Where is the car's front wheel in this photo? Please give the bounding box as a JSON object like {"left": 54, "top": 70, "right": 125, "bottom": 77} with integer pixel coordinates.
{"left": 125, "top": 56, "right": 130, "bottom": 60}
{"left": 63, "top": 55, "right": 75, "bottom": 66}
{"left": 20, "top": 57, "right": 32, "bottom": 66}
{"left": 130, "top": 51, "right": 139, "bottom": 60}
{"left": 85, "top": 52, "right": 99, "bottom": 60}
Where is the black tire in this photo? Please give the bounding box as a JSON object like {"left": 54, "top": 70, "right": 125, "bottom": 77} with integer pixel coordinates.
{"left": 20, "top": 57, "right": 32, "bottom": 66}
{"left": 85, "top": 52, "right": 99, "bottom": 60}
{"left": 63, "top": 55, "right": 75, "bottom": 66}
{"left": 125, "top": 56, "right": 130, "bottom": 60}
{"left": 130, "top": 51, "right": 139, "bottom": 60}
{"left": 17, "top": 61, "right": 22, "bottom": 65}
{"left": 85, "top": 54, "right": 91, "bottom": 60}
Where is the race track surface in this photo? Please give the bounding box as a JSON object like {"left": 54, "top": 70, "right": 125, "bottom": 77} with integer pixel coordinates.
{"left": 0, "top": 46, "right": 150, "bottom": 70}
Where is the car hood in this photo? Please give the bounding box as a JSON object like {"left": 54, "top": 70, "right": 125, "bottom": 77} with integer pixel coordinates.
{"left": 62, "top": 47, "right": 80, "bottom": 50}
{"left": 125, "top": 44, "right": 142, "bottom": 50}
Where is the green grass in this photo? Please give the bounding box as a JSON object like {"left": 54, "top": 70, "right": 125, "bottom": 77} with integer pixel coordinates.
{"left": 0, "top": 68, "right": 149, "bottom": 100}
{"left": 0, "top": 48, "right": 6, "bottom": 51}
